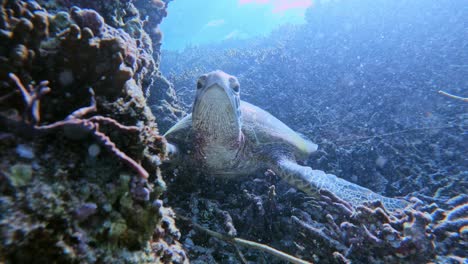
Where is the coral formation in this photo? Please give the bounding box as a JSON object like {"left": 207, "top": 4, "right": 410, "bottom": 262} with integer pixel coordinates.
{"left": 1, "top": 0, "right": 465, "bottom": 263}
{"left": 35, "top": 0, "right": 185, "bottom": 132}
{"left": 147, "top": 74, "right": 185, "bottom": 133}
{"left": 0, "top": 0, "right": 186, "bottom": 262}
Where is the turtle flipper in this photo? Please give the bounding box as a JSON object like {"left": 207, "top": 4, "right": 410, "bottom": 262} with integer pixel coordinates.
{"left": 274, "top": 159, "right": 408, "bottom": 211}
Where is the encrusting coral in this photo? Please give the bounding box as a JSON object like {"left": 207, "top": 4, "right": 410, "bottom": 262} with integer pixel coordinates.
{"left": 0, "top": 0, "right": 187, "bottom": 263}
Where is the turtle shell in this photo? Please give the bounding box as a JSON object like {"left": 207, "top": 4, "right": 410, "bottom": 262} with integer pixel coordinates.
{"left": 240, "top": 101, "right": 318, "bottom": 160}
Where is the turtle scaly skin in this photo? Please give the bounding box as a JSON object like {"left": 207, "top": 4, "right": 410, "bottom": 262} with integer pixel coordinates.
{"left": 164, "top": 70, "right": 407, "bottom": 211}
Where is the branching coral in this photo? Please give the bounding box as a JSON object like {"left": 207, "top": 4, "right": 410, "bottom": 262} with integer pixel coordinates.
{"left": 289, "top": 189, "right": 467, "bottom": 263}
{"left": 8, "top": 73, "right": 50, "bottom": 124}
{"left": 8, "top": 73, "right": 149, "bottom": 179}
{"left": 165, "top": 163, "right": 465, "bottom": 263}
{"left": 291, "top": 190, "right": 436, "bottom": 262}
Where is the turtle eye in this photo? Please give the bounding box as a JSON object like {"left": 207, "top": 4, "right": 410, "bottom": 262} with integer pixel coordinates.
{"left": 197, "top": 80, "right": 203, "bottom": 90}
{"left": 197, "top": 75, "right": 207, "bottom": 90}
{"left": 229, "top": 77, "right": 240, "bottom": 93}
{"left": 232, "top": 84, "right": 240, "bottom": 93}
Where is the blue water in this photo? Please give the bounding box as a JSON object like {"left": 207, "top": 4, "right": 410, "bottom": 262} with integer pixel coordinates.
{"left": 160, "top": 0, "right": 309, "bottom": 50}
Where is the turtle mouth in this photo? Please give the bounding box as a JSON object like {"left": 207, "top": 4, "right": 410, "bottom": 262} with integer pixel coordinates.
{"left": 194, "top": 84, "right": 236, "bottom": 114}
{"left": 192, "top": 84, "right": 240, "bottom": 137}
{"left": 203, "top": 84, "right": 231, "bottom": 102}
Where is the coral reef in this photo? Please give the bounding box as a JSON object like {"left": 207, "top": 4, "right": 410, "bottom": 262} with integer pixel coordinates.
{"left": 164, "top": 167, "right": 466, "bottom": 263}
{"left": 0, "top": 0, "right": 186, "bottom": 262}
{"left": 160, "top": 0, "right": 466, "bottom": 262}
{"left": 132, "top": 0, "right": 185, "bottom": 132}
{"left": 1, "top": 0, "right": 465, "bottom": 263}
{"left": 146, "top": 74, "right": 185, "bottom": 133}
{"left": 35, "top": 0, "right": 185, "bottom": 131}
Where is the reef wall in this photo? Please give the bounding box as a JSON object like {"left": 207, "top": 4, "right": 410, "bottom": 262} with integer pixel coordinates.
{"left": 0, "top": 0, "right": 186, "bottom": 262}
{"left": 160, "top": 0, "right": 467, "bottom": 263}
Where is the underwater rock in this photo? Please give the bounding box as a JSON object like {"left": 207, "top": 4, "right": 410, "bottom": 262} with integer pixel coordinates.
{"left": 132, "top": 0, "right": 185, "bottom": 132}
{"left": 38, "top": 0, "right": 176, "bottom": 117}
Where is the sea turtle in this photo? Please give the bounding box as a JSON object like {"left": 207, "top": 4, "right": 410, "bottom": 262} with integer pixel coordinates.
{"left": 164, "top": 70, "right": 407, "bottom": 211}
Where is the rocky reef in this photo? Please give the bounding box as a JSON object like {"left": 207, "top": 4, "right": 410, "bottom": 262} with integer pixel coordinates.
{"left": 0, "top": 0, "right": 186, "bottom": 262}
{"left": 1, "top": 0, "right": 466, "bottom": 263}
{"left": 161, "top": 0, "right": 467, "bottom": 263}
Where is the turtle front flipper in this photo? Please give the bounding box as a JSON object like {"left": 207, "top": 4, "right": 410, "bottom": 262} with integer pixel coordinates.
{"left": 274, "top": 159, "right": 408, "bottom": 211}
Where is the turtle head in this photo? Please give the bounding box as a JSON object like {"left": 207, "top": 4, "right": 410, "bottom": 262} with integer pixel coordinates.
{"left": 192, "top": 70, "right": 242, "bottom": 142}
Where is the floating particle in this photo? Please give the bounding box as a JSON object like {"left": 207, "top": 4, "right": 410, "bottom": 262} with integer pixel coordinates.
{"left": 16, "top": 144, "right": 35, "bottom": 159}
{"left": 88, "top": 144, "right": 101, "bottom": 157}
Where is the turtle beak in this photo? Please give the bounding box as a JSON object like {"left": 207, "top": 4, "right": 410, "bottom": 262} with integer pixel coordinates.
{"left": 197, "top": 83, "right": 233, "bottom": 108}
{"left": 197, "top": 72, "right": 237, "bottom": 111}
{"left": 204, "top": 73, "right": 229, "bottom": 94}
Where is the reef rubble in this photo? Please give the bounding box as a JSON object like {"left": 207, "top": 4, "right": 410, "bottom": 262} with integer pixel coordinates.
{"left": 165, "top": 168, "right": 467, "bottom": 263}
